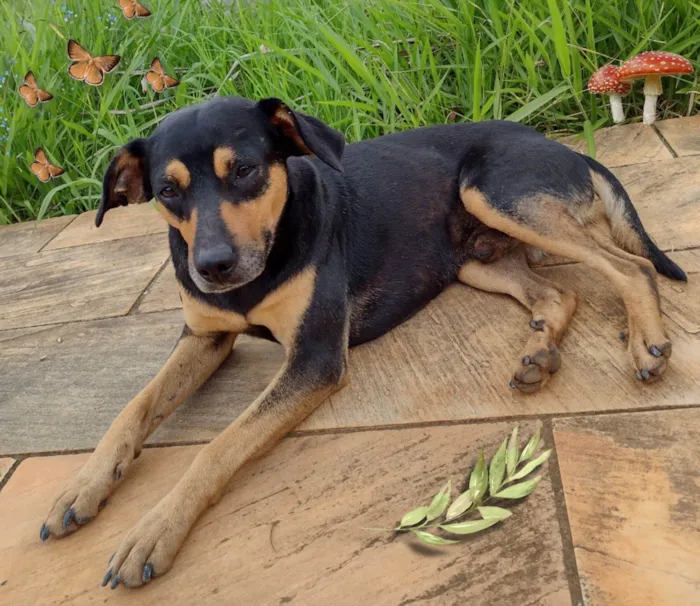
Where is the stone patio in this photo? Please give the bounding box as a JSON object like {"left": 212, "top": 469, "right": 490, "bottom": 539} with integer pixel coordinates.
{"left": 0, "top": 116, "right": 699, "bottom": 605}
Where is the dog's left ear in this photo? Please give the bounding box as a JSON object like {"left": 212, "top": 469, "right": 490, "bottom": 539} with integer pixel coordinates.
{"left": 257, "top": 98, "right": 345, "bottom": 172}
{"left": 96, "top": 138, "right": 152, "bottom": 227}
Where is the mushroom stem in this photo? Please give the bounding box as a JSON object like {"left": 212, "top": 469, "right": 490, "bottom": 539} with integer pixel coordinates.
{"left": 608, "top": 94, "right": 625, "bottom": 124}
{"left": 642, "top": 75, "right": 662, "bottom": 126}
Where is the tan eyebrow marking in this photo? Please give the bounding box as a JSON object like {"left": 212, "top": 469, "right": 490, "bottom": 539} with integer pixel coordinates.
{"left": 213, "top": 147, "right": 236, "bottom": 180}
{"left": 165, "top": 159, "right": 191, "bottom": 189}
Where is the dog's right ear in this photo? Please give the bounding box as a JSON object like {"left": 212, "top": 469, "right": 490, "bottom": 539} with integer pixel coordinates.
{"left": 96, "top": 138, "right": 152, "bottom": 227}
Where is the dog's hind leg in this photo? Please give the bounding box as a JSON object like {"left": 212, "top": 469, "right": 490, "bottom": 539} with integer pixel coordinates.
{"left": 40, "top": 327, "right": 236, "bottom": 540}
{"left": 459, "top": 247, "right": 577, "bottom": 392}
{"left": 460, "top": 185, "right": 672, "bottom": 382}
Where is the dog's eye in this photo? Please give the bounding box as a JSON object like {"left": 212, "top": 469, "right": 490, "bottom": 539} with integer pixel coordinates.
{"left": 160, "top": 186, "right": 177, "bottom": 199}
{"left": 236, "top": 164, "right": 256, "bottom": 179}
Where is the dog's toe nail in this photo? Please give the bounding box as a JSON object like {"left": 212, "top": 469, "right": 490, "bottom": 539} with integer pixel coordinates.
{"left": 143, "top": 563, "right": 154, "bottom": 583}
{"left": 649, "top": 345, "right": 662, "bottom": 357}
{"left": 508, "top": 379, "right": 517, "bottom": 390}
{"left": 619, "top": 330, "right": 628, "bottom": 342}
{"left": 99, "top": 498, "right": 108, "bottom": 511}
{"left": 62, "top": 508, "right": 75, "bottom": 529}
{"left": 102, "top": 570, "right": 113, "bottom": 587}
{"left": 636, "top": 370, "right": 643, "bottom": 381}
{"left": 522, "top": 355, "right": 531, "bottom": 366}
{"left": 529, "top": 319, "right": 545, "bottom": 331}
{"left": 641, "top": 368, "right": 650, "bottom": 380}
{"left": 110, "top": 575, "right": 120, "bottom": 590}
{"left": 40, "top": 524, "right": 50, "bottom": 541}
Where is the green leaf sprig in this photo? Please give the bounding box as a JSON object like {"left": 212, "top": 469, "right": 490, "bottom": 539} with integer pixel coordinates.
{"left": 382, "top": 424, "right": 550, "bottom": 546}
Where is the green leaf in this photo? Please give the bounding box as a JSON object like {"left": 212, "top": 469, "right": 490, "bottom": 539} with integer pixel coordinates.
{"left": 477, "top": 506, "right": 513, "bottom": 521}
{"left": 425, "top": 479, "right": 452, "bottom": 521}
{"left": 440, "top": 518, "right": 500, "bottom": 535}
{"left": 411, "top": 530, "right": 458, "bottom": 546}
{"left": 506, "top": 425, "right": 519, "bottom": 477}
{"left": 445, "top": 489, "right": 474, "bottom": 521}
{"left": 489, "top": 438, "right": 508, "bottom": 496}
{"left": 547, "top": 0, "right": 571, "bottom": 78}
{"left": 520, "top": 424, "right": 542, "bottom": 463}
{"left": 511, "top": 449, "right": 552, "bottom": 481}
{"left": 494, "top": 476, "right": 543, "bottom": 499}
{"left": 469, "top": 451, "right": 488, "bottom": 502}
{"left": 505, "top": 83, "right": 569, "bottom": 123}
{"left": 399, "top": 506, "right": 429, "bottom": 528}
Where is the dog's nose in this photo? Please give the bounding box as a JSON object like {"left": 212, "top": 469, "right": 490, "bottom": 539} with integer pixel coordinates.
{"left": 194, "top": 245, "right": 237, "bottom": 283}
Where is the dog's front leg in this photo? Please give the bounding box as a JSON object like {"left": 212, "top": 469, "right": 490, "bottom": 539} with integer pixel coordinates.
{"left": 41, "top": 327, "right": 237, "bottom": 541}
{"left": 102, "top": 327, "right": 348, "bottom": 588}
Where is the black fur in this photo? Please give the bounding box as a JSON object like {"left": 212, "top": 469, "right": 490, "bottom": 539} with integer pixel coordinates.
{"left": 99, "top": 96, "right": 686, "bottom": 351}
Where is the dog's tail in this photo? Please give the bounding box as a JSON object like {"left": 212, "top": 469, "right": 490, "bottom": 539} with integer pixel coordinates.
{"left": 580, "top": 154, "right": 687, "bottom": 282}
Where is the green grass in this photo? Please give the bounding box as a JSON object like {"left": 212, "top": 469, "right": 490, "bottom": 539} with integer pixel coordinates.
{"left": 1, "top": 0, "right": 698, "bottom": 223}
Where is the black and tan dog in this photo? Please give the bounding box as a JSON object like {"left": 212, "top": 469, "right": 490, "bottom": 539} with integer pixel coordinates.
{"left": 40, "top": 96, "right": 686, "bottom": 587}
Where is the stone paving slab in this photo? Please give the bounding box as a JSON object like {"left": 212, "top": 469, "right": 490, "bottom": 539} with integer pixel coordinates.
{"left": 655, "top": 114, "right": 700, "bottom": 157}
{"left": 553, "top": 409, "right": 700, "bottom": 605}
{"left": 44, "top": 204, "right": 168, "bottom": 251}
{"left": 0, "top": 215, "right": 75, "bottom": 259}
{"left": 0, "top": 235, "right": 169, "bottom": 331}
{"left": 0, "top": 423, "right": 571, "bottom": 606}
{"left": 0, "top": 459, "right": 14, "bottom": 485}
{"left": 2, "top": 250, "right": 698, "bottom": 455}
{"left": 558, "top": 122, "right": 673, "bottom": 167}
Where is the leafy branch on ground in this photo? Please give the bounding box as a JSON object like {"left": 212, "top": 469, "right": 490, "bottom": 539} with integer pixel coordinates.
{"left": 377, "top": 423, "right": 550, "bottom": 546}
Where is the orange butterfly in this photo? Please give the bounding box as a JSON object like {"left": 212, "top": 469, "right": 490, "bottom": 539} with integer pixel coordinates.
{"left": 67, "top": 40, "right": 120, "bottom": 87}
{"left": 119, "top": 0, "right": 151, "bottom": 19}
{"left": 18, "top": 71, "right": 53, "bottom": 107}
{"left": 30, "top": 148, "right": 65, "bottom": 183}
{"left": 145, "top": 57, "right": 180, "bottom": 92}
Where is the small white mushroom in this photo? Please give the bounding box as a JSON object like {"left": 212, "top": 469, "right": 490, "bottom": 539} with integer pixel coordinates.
{"left": 588, "top": 65, "right": 631, "bottom": 124}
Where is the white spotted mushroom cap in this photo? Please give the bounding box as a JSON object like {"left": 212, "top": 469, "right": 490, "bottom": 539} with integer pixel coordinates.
{"left": 588, "top": 65, "right": 631, "bottom": 95}
{"left": 619, "top": 51, "right": 694, "bottom": 82}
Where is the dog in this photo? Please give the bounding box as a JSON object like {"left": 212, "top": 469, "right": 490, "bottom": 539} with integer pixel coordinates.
{"left": 39, "top": 96, "right": 686, "bottom": 588}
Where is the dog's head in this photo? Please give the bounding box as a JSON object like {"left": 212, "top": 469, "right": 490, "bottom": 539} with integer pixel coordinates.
{"left": 97, "top": 97, "right": 344, "bottom": 293}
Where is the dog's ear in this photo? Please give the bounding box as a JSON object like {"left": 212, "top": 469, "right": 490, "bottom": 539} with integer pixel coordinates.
{"left": 257, "top": 98, "right": 345, "bottom": 172}
{"left": 96, "top": 138, "right": 152, "bottom": 227}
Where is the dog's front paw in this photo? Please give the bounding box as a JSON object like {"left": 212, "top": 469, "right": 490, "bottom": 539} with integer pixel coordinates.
{"left": 102, "top": 491, "right": 196, "bottom": 589}
{"left": 40, "top": 471, "right": 112, "bottom": 541}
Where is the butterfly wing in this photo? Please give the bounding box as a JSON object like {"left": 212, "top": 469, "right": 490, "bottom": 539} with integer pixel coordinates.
{"left": 67, "top": 40, "right": 90, "bottom": 61}
{"left": 94, "top": 55, "right": 121, "bottom": 73}
{"left": 48, "top": 164, "right": 65, "bottom": 178}
{"left": 162, "top": 75, "right": 180, "bottom": 89}
{"left": 146, "top": 71, "right": 165, "bottom": 92}
{"left": 150, "top": 57, "right": 164, "bottom": 75}
{"left": 31, "top": 149, "right": 49, "bottom": 182}
{"left": 19, "top": 85, "right": 39, "bottom": 106}
{"left": 68, "top": 61, "right": 89, "bottom": 81}
{"left": 135, "top": 2, "right": 151, "bottom": 17}
{"left": 24, "top": 71, "right": 38, "bottom": 88}
{"left": 85, "top": 62, "right": 105, "bottom": 86}
{"left": 37, "top": 89, "right": 54, "bottom": 102}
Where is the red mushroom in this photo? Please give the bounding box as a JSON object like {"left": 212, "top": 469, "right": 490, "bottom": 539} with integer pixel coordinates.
{"left": 619, "top": 51, "right": 694, "bottom": 125}
{"left": 588, "top": 65, "right": 631, "bottom": 124}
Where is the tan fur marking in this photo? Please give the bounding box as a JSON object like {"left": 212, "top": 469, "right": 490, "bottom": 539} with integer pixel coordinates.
{"left": 156, "top": 203, "right": 197, "bottom": 247}
{"left": 113, "top": 152, "right": 148, "bottom": 205}
{"left": 213, "top": 147, "right": 236, "bottom": 180}
{"left": 247, "top": 266, "right": 316, "bottom": 350}
{"left": 271, "top": 107, "right": 314, "bottom": 156}
{"left": 179, "top": 285, "right": 249, "bottom": 335}
{"left": 220, "top": 164, "right": 288, "bottom": 247}
{"left": 165, "top": 159, "right": 191, "bottom": 190}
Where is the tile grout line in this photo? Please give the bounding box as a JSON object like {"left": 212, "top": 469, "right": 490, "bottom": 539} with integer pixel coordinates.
{"left": 35, "top": 214, "right": 79, "bottom": 253}
{"left": 4, "top": 402, "right": 700, "bottom": 460}
{"left": 43, "top": 229, "right": 170, "bottom": 253}
{"left": 127, "top": 255, "right": 172, "bottom": 315}
{"left": 651, "top": 124, "right": 679, "bottom": 159}
{"left": 544, "top": 419, "right": 584, "bottom": 606}
{"left": 0, "top": 459, "right": 22, "bottom": 494}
